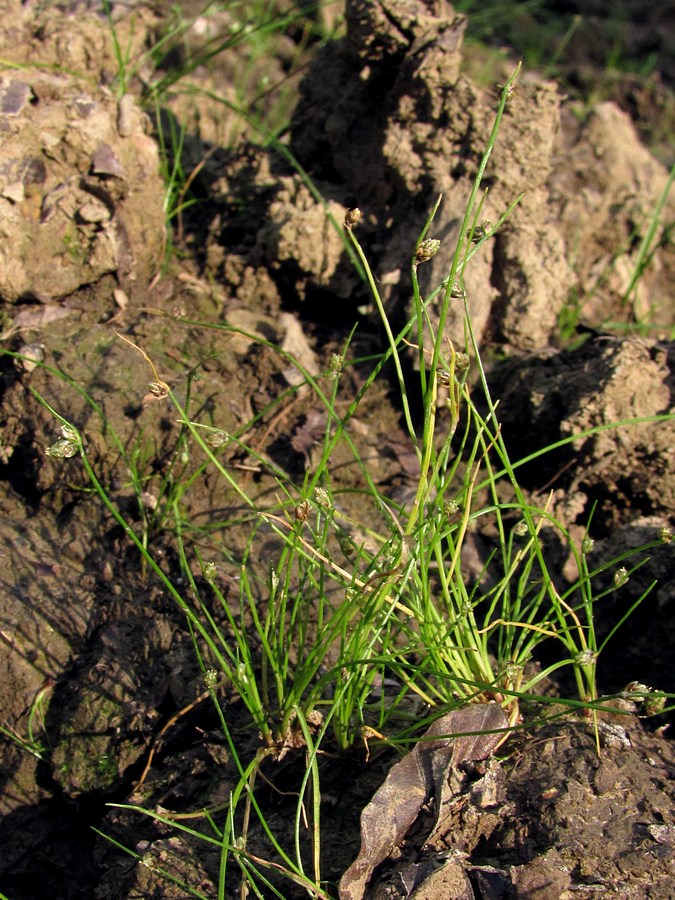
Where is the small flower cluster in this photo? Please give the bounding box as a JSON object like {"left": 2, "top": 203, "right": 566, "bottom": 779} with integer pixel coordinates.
{"left": 202, "top": 561, "right": 218, "bottom": 582}
{"left": 207, "top": 430, "right": 230, "bottom": 448}
{"left": 45, "top": 424, "right": 80, "bottom": 459}
{"left": 415, "top": 238, "right": 441, "bottom": 265}
{"left": 344, "top": 208, "right": 362, "bottom": 230}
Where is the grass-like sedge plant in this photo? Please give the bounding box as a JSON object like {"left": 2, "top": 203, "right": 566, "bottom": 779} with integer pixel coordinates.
{"left": 340, "top": 63, "right": 673, "bottom": 731}
{"left": 10, "top": 57, "right": 674, "bottom": 898}
{"left": 0, "top": 680, "right": 52, "bottom": 761}
{"left": 24, "top": 251, "right": 674, "bottom": 899}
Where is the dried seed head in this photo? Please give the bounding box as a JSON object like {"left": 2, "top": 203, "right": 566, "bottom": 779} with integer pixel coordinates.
{"left": 147, "top": 380, "right": 169, "bottom": 399}
{"left": 415, "top": 238, "right": 441, "bottom": 265}
{"left": 140, "top": 491, "right": 158, "bottom": 511}
{"left": 468, "top": 220, "right": 493, "bottom": 243}
{"left": 497, "top": 82, "right": 516, "bottom": 107}
{"left": 659, "top": 527, "right": 672, "bottom": 544}
{"left": 513, "top": 520, "right": 529, "bottom": 537}
{"left": 306, "top": 709, "right": 324, "bottom": 728}
{"left": 436, "top": 368, "right": 451, "bottom": 387}
{"left": 344, "top": 207, "right": 362, "bottom": 230}
{"left": 295, "top": 499, "right": 311, "bottom": 522}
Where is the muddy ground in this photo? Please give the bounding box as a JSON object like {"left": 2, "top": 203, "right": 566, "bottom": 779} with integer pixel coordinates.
{"left": 1, "top": 1, "right": 674, "bottom": 898}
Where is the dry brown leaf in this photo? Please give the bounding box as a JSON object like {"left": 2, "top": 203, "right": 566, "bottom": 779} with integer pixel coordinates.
{"left": 290, "top": 410, "right": 328, "bottom": 461}
{"left": 12, "top": 304, "right": 78, "bottom": 331}
{"left": 339, "top": 704, "right": 509, "bottom": 900}
{"left": 279, "top": 311, "right": 319, "bottom": 385}
{"left": 381, "top": 432, "right": 420, "bottom": 480}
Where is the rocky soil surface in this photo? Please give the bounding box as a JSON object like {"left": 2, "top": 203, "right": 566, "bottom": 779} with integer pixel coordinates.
{"left": 0, "top": 1, "right": 674, "bottom": 898}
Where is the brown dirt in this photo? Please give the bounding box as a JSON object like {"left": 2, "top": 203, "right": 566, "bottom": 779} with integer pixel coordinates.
{"left": 1, "top": 2, "right": 674, "bottom": 899}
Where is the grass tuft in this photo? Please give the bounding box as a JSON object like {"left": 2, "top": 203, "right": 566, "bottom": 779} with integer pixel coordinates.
{"left": 2, "top": 6, "right": 674, "bottom": 895}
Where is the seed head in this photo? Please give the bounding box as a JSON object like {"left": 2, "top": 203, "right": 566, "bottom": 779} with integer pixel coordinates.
{"left": 329, "top": 353, "right": 343, "bottom": 379}
{"left": 207, "top": 430, "right": 230, "bottom": 448}
{"left": 295, "top": 499, "right": 311, "bottom": 522}
{"left": 338, "top": 532, "right": 356, "bottom": 558}
{"left": 202, "top": 561, "right": 218, "bottom": 582}
{"left": 415, "top": 238, "right": 441, "bottom": 265}
{"left": 444, "top": 499, "right": 460, "bottom": 519}
{"left": 147, "top": 380, "right": 169, "bottom": 399}
{"left": 575, "top": 649, "right": 597, "bottom": 667}
{"left": 497, "top": 82, "right": 516, "bottom": 108}
{"left": 344, "top": 208, "right": 362, "bottom": 230}
{"left": 314, "top": 487, "right": 331, "bottom": 508}
{"left": 582, "top": 536, "right": 595, "bottom": 554}
{"left": 504, "top": 661, "right": 523, "bottom": 686}
{"left": 203, "top": 669, "right": 219, "bottom": 689}
{"left": 643, "top": 694, "right": 666, "bottom": 716}
{"left": 467, "top": 220, "right": 493, "bottom": 243}
{"left": 46, "top": 438, "right": 78, "bottom": 459}
{"left": 613, "top": 566, "right": 629, "bottom": 588}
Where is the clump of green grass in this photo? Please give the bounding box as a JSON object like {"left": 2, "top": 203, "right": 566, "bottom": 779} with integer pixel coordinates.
{"left": 1, "top": 4, "right": 672, "bottom": 895}
{"left": 12, "top": 55, "right": 672, "bottom": 896}
{"left": 557, "top": 159, "right": 675, "bottom": 343}
{"left": 0, "top": 681, "right": 52, "bottom": 761}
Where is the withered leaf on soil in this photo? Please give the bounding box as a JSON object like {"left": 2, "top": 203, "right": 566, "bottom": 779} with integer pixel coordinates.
{"left": 339, "top": 703, "right": 509, "bottom": 900}
{"left": 11, "top": 304, "right": 78, "bottom": 331}
{"left": 290, "top": 409, "right": 328, "bottom": 461}
{"left": 380, "top": 432, "right": 420, "bottom": 480}
{"left": 279, "top": 311, "right": 319, "bottom": 384}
